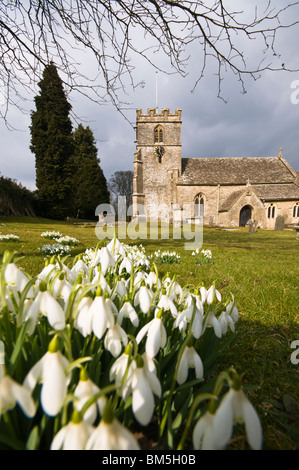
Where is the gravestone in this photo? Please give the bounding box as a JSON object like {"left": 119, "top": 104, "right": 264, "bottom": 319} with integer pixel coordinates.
{"left": 209, "top": 216, "right": 215, "bottom": 227}
{"left": 248, "top": 219, "right": 258, "bottom": 233}
{"left": 274, "top": 215, "right": 285, "bottom": 231}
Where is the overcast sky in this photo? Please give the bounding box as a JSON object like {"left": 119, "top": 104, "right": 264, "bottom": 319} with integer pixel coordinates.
{"left": 1, "top": 2, "right": 299, "bottom": 192}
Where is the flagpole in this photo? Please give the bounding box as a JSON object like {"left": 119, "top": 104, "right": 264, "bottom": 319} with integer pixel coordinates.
{"left": 156, "top": 71, "right": 158, "bottom": 111}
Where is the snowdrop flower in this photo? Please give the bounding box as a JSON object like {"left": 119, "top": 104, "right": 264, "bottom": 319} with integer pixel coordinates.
{"left": 177, "top": 345, "right": 204, "bottom": 385}
{"left": 204, "top": 311, "right": 222, "bottom": 338}
{"left": 133, "top": 271, "right": 147, "bottom": 288}
{"left": 174, "top": 296, "right": 203, "bottom": 338}
{"left": 136, "top": 310, "right": 166, "bottom": 358}
{"left": 23, "top": 336, "right": 70, "bottom": 416}
{"left": 0, "top": 365, "right": 35, "bottom": 417}
{"left": 98, "top": 247, "right": 116, "bottom": 275}
{"left": 226, "top": 298, "right": 239, "bottom": 322}
{"left": 74, "top": 369, "right": 106, "bottom": 425}
{"left": 206, "top": 283, "right": 222, "bottom": 305}
{"left": 86, "top": 402, "right": 140, "bottom": 450}
{"left": 218, "top": 300, "right": 239, "bottom": 335}
{"left": 104, "top": 323, "right": 128, "bottom": 357}
{"left": 131, "top": 355, "right": 161, "bottom": 426}
{"left": 69, "top": 258, "right": 89, "bottom": 282}
{"left": 111, "top": 277, "right": 127, "bottom": 300}
{"left": 51, "top": 410, "right": 94, "bottom": 450}
{"left": 52, "top": 274, "right": 72, "bottom": 304}
{"left": 74, "top": 295, "right": 94, "bottom": 337}
{"left": 4, "top": 262, "right": 33, "bottom": 296}
{"left": 145, "top": 270, "right": 161, "bottom": 289}
{"left": 213, "top": 379, "right": 263, "bottom": 450}
{"left": 89, "top": 288, "right": 115, "bottom": 339}
{"left": 134, "top": 283, "right": 153, "bottom": 314}
{"left": 167, "top": 280, "right": 183, "bottom": 302}
{"left": 119, "top": 256, "right": 132, "bottom": 275}
{"left": 199, "top": 285, "right": 208, "bottom": 304}
{"left": 91, "top": 270, "right": 111, "bottom": 295}
{"left": 24, "top": 282, "right": 65, "bottom": 332}
{"left": 37, "top": 261, "right": 60, "bottom": 284}
{"left": 106, "top": 237, "right": 126, "bottom": 257}
{"left": 109, "top": 344, "right": 134, "bottom": 400}
{"left": 193, "top": 409, "right": 221, "bottom": 450}
{"left": 117, "top": 300, "right": 139, "bottom": 327}
{"left": 156, "top": 289, "right": 177, "bottom": 318}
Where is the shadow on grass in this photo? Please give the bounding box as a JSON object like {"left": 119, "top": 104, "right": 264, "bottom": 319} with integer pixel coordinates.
{"left": 217, "top": 318, "right": 299, "bottom": 450}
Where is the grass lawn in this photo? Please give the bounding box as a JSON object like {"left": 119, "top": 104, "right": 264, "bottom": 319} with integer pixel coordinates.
{"left": 0, "top": 216, "right": 298, "bottom": 450}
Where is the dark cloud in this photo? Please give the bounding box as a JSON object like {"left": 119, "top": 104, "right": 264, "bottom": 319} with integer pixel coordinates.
{"left": 1, "top": 8, "right": 299, "bottom": 193}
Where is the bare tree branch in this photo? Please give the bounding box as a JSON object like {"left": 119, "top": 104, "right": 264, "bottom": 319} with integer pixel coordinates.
{"left": 1, "top": 0, "right": 298, "bottom": 124}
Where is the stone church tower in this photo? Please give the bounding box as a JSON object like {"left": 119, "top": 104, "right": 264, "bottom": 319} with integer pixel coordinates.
{"left": 132, "top": 108, "right": 182, "bottom": 220}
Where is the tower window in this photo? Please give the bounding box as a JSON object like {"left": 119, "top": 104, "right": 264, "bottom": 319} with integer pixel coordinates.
{"left": 267, "top": 203, "right": 275, "bottom": 219}
{"left": 293, "top": 202, "right": 299, "bottom": 217}
{"left": 154, "top": 125, "right": 164, "bottom": 143}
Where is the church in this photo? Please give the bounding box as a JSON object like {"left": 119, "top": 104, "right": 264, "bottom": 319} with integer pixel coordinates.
{"left": 132, "top": 108, "right": 299, "bottom": 229}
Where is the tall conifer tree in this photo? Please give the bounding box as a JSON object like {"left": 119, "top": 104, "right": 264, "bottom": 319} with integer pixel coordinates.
{"left": 30, "top": 62, "right": 74, "bottom": 219}
{"left": 72, "top": 124, "right": 109, "bottom": 220}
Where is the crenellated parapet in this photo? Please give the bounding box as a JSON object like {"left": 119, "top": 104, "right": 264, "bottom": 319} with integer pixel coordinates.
{"left": 136, "top": 108, "right": 182, "bottom": 122}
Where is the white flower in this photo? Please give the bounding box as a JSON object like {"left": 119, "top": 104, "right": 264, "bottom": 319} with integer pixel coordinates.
{"left": 218, "top": 300, "right": 239, "bottom": 335}
{"left": 145, "top": 271, "right": 161, "bottom": 289}
{"left": 69, "top": 259, "right": 89, "bottom": 282}
{"left": 156, "top": 291, "right": 177, "bottom": 318}
{"left": 117, "top": 300, "right": 139, "bottom": 327}
{"left": 86, "top": 416, "right": 140, "bottom": 450}
{"left": 204, "top": 311, "right": 222, "bottom": 338}
{"left": 98, "top": 247, "right": 116, "bottom": 275}
{"left": 52, "top": 275, "right": 72, "bottom": 304}
{"left": 91, "top": 270, "right": 111, "bottom": 295}
{"left": 5, "top": 262, "right": 33, "bottom": 296}
{"left": 177, "top": 346, "right": 204, "bottom": 385}
{"left": 51, "top": 415, "right": 94, "bottom": 450}
{"left": 131, "top": 356, "right": 161, "bottom": 426}
{"left": 111, "top": 278, "right": 127, "bottom": 300}
{"left": 106, "top": 237, "right": 126, "bottom": 257}
{"left": 23, "top": 338, "right": 70, "bottom": 417}
{"left": 199, "top": 286, "right": 208, "bottom": 304}
{"left": 0, "top": 365, "right": 35, "bottom": 417}
{"left": 133, "top": 271, "right": 147, "bottom": 287}
{"left": 174, "top": 296, "right": 203, "bottom": 338}
{"left": 193, "top": 410, "right": 221, "bottom": 450}
{"left": 109, "top": 348, "right": 134, "bottom": 401}
{"left": 74, "top": 371, "right": 106, "bottom": 425}
{"left": 206, "top": 284, "right": 222, "bottom": 305}
{"left": 136, "top": 316, "right": 167, "bottom": 358}
{"left": 89, "top": 292, "right": 115, "bottom": 339}
{"left": 37, "top": 262, "right": 58, "bottom": 282}
{"left": 134, "top": 284, "right": 153, "bottom": 314}
{"left": 119, "top": 256, "right": 133, "bottom": 274}
{"left": 74, "top": 296, "right": 94, "bottom": 337}
{"left": 24, "top": 286, "right": 66, "bottom": 332}
{"left": 226, "top": 298, "right": 239, "bottom": 322}
{"left": 104, "top": 323, "right": 128, "bottom": 357}
{"left": 213, "top": 386, "right": 263, "bottom": 450}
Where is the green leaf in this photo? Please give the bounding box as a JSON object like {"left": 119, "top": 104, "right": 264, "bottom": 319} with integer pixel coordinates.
{"left": 26, "top": 426, "right": 40, "bottom": 450}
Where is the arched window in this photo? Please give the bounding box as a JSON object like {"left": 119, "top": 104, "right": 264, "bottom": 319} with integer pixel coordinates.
{"left": 293, "top": 202, "right": 299, "bottom": 217}
{"left": 194, "top": 194, "right": 204, "bottom": 218}
{"left": 154, "top": 125, "right": 163, "bottom": 143}
{"left": 267, "top": 203, "right": 275, "bottom": 219}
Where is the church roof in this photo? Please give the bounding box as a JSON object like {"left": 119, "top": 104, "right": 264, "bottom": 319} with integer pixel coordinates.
{"left": 253, "top": 183, "right": 299, "bottom": 201}
{"left": 219, "top": 189, "right": 245, "bottom": 212}
{"left": 179, "top": 156, "right": 297, "bottom": 185}
{"left": 219, "top": 183, "right": 299, "bottom": 212}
